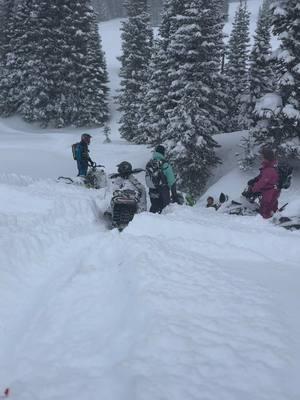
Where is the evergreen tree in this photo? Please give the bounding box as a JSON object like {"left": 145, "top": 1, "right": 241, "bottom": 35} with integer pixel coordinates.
{"left": 64, "top": 0, "right": 109, "bottom": 127}
{"left": 0, "top": 0, "right": 15, "bottom": 59}
{"left": 92, "top": 0, "right": 109, "bottom": 21}
{"left": 224, "top": 0, "right": 251, "bottom": 132}
{"left": 241, "top": 0, "right": 300, "bottom": 164}
{"left": 0, "top": 0, "right": 33, "bottom": 116}
{"left": 136, "top": 42, "right": 169, "bottom": 144}
{"left": 0, "top": 0, "right": 109, "bottom": 127}
{"left": 239, "top": 0, "right": 274, "bottom": 168}
{"left": 118, "top": 0, "right": 153, "bottom": 141}
{"left": 167, "top": 94, "right": 220, "bottom": 196}
{"left": 247, "top": 0, "right": 273, "bottom": 126}
{"left": 164, "top": 0, "right": 224, "bottom": 196}
{"left": 260, "top": 0, "right": 300, "bottom": 157}
{"left": 136, "top": 0, "right": 185, "bottom": 144}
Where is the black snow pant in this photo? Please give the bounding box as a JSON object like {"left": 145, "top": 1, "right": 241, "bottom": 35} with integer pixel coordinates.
{"left": 149, "top": 186, "right": 170, "bottom": 214}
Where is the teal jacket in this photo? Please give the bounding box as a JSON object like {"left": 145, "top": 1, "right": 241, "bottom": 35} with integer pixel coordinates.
{"left": 153, "top": 152, "right": 176, "bottom": 188}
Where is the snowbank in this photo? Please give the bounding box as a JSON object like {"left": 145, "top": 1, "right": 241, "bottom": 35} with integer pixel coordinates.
{"left": 0, "top": 9, "right": 299, "bottom": 400}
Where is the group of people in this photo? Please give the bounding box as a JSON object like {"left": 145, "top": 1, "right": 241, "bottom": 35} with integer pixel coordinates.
{"left": 75, "top": 134, "right": 283, "bottom": 219}
{"left": 74, "top": 134, "right": 179, "bottom": 214}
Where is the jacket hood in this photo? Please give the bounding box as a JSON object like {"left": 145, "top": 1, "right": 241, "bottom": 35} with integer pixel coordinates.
{"left": 262, "top": 159, "right": 278, "bottom": 169}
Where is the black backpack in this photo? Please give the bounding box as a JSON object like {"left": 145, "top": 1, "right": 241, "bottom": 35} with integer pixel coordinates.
{"left": 277, "top": 163, "right": 293, "bottom": 190}
{"left": 145, "top": 159, "right": 167, "bottom": 189}
{"left": 72, "top": 143, "right": 79, "bottom": 160}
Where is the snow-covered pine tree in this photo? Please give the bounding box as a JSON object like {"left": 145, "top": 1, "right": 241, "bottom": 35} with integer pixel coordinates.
{"left": 239, "top": 0, "right": 274, "bottom": 169}
{"left": 167, "top": 95, "right": 220, "bottom": 196}
{"left": 0, "top": 0, "right": 33, "bottom": 117}
{"left": 224, "top": 0, "right": 251, "bottom": 132}
{"left": 136, "top": 42, "right": 168, "bottom": 144}
{"left": 118, "top": 0, "right": 153, "bottom": 141}
{"left": 136, "top": 0, "right": 185, "bottom": 144}
{"left": 16, "top": 0, "right": 59, "bottom": 126}
{"left": 253, "top": 0, "right": 300, "bottom": 158}
{"left": 0, "top": 0, "right": 16, "bottom": 116}
{"left": 93, "top": 0, "right": 109, "bottom": 21}
{"left": 164, "top": 0, "right": 224, "bottom": 196}
{"left": 64, "top": 0, "right": 109, "bottom": 127}
{"left": 0, "top": 0, "right": 109, "bottom": 127}
{"left": 0, "top": 0, "right": 15, "bottom": 59}
{"left": 247, "top": 0, "right": 273, "bottom": 126}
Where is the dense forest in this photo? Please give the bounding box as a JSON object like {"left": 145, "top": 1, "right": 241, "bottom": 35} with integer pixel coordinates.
{"left": 92, "top": 0, "right": 230, "bottom": 25}
{"left": 92, "top": 0, "right": 163, "bottom": 25}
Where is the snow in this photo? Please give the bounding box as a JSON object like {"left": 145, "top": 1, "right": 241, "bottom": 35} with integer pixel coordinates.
{"left": 283, "top": 104, "right": 300, "bottom": 120}
{"left": 254, "top": 93, "right": 283, "bottom": 117}
{"left": 0, "top": 9, "right": 300, "bottom": 400}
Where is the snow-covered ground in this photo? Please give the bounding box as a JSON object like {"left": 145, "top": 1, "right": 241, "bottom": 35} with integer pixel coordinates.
{"left": 0, "top": 3, "right": 299, "bottom": 400}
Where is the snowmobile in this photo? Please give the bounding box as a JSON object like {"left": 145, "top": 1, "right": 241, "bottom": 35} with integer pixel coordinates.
{"left": 104, "top": 162, "right": 146, "bottom": 231}
{"left": 107, "top": 188, "right": 141, "bottom": 231}
{"left": 207, "top": 191, "right": 300, "bottom": 231}
{"left": 57, "top": 164, "right": 107, "bottom": 189}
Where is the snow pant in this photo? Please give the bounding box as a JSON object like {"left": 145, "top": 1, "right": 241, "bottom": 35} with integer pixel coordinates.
{"left": 149, "top": 186, "right": 170, "bottom": 214}
{"left": 259, "top": 190, "right": 280, "bottom": 219}
{"left": 77, "top": 160, "right": 88, "bottom": 177}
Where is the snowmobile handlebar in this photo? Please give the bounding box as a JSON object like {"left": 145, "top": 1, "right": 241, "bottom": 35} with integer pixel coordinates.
{"left": 241, "top": 188, "right": 261, "bottom": 202}
{"left": 109, "top": 168, "right": 145, "bottom": 179}
{"left": 89, "top": 163, "right": 105, "bottom": 168}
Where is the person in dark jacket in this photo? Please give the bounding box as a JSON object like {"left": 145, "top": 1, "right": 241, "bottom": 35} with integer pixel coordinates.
{"left": 248, "top": 147, "right": 280, "bottom": 219}
{"left": 148, "top": 145, "right": 179, "bottom": 213}
{"left": 75, "top": 133, "right": 95, "bottom": 177}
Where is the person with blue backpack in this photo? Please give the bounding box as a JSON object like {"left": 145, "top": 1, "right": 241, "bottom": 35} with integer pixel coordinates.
{"left": 72, "top": 133, "right": 96, "bottom": 177}
{"left": 145, "top": 145, "right": 179, "bottom": 213}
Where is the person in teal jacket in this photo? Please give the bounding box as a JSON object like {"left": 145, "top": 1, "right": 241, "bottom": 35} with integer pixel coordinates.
{"left": 148, "top": 145, "right": 179, "bottom": 213}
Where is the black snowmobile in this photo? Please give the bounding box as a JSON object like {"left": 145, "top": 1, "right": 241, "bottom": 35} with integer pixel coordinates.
{"left": 104, "top": 162, "right": 145, "bottom": 231}
{"left": 57, "top": 164, "right": 107, "bottom": 189}
{"left": 207, "top": 191, "right": 300, "bottom": 231}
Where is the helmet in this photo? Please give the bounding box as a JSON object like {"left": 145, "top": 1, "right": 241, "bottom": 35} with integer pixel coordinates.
{"left": 155, "top": 145, "right": 165, "bottom": 156}
{"left": 81, "top": 133, "right": 92, "bottom": 143}
{"left": 117, "top": 161, "right": 132, "bottom": 177}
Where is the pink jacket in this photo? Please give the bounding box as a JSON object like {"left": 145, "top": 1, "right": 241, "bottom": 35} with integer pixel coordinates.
{"left": 252, "top": 160, "right": 280, "bottom": 204}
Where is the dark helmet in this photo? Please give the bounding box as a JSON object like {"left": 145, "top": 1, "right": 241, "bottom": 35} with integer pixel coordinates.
{"left": 117, "top": 161, "right": 132, "bottom": 177}
{"left": 155, "top": 145, "right": 165, "bottom": 156}
{"left": 81, "top": 133, "right": 92, "bottom": 143}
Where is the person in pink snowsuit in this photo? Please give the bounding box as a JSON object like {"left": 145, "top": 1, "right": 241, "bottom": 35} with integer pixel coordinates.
{"left": 249, "top": 147, "right": 280, "bottom": 219}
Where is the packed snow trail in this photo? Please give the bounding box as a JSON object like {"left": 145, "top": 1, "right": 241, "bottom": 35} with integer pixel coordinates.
{"left": 1, "top": 173, "right": 299, "bottom": 400}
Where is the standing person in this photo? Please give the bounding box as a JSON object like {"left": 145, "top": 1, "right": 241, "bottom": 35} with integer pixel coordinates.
{"left": 248, "top": 147, "right": 280, "bottom": 219}
{"left": 146, "top": 145, "right": 178, "bottom": 213}
{"left": 74, "top": 133, "right": 95, "bottom": 177}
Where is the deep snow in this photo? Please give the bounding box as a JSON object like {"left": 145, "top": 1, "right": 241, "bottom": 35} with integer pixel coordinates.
{"left": 1, "top": 3, "right": 300, "bottom": 400}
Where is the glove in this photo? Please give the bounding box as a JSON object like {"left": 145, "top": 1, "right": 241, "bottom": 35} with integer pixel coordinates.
{"left": 242, "top": 188, "right": 252, "bottom": 199}
{"left": 247, "top": 176, "right": 259, "bottom": 187}
{"left": 89, "top": 161, "right": 96, "bottom": 167}
{"left": 242, "top": 188, "right": 261, "bottom": 202}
